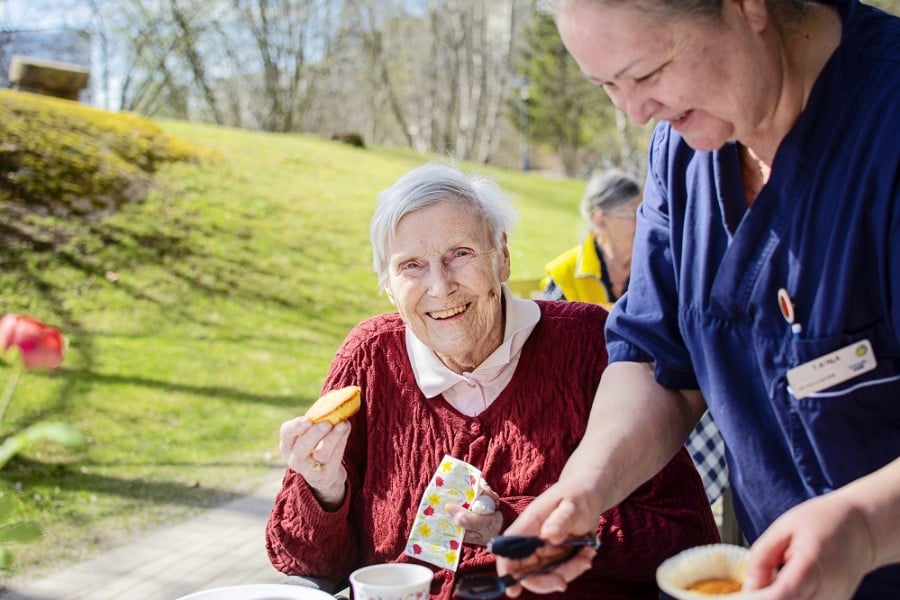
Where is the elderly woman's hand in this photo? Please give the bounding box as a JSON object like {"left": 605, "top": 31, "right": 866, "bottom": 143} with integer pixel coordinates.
{"left": 279, "top": 416, "right": 351, "bottom": 509}
{"left": 446, "top": 485, "right": 503, "bottom": 546}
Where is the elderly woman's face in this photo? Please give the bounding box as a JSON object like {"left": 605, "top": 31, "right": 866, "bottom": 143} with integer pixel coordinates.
{"left": 556, "top": 1, "right": 775, "bottom": 151}
{"left": 385, "top": 201, "right": 511, "bottom": 373}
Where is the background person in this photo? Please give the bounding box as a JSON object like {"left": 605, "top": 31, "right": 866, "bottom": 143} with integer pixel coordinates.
{"left": 542, "top": 168, "right": 729, "bottom": 507}
{"left": 498, "top": 1, "right": 900, "bottom": 599}
{"left": 541, "top": 168, "right": 640, "bottom": 308}
{"left": 265, "top": 162, "right": 718, "bottom": 600}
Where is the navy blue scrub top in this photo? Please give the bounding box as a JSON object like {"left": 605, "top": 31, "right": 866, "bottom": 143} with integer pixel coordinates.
{"left": 606, "top": 1, "right": 900, "bottom": 596}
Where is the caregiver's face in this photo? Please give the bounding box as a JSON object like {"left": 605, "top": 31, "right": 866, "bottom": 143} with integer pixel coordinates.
{"left": 556, "top": 0, "right": 774, "bottom": 151}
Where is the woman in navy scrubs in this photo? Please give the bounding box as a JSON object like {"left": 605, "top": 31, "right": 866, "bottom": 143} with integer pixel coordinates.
{"left": 497, "top": 1, "right": 900, "bottom": 599}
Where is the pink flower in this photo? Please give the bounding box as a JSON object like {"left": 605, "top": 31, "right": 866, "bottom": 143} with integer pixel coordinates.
{"left": 423, "top": 506, "right": 434, "bottom": 516}
{"left": 0, "top": 315, "right": 82, "bottom": 483}
{"left": 412, "top": 544, "right": 422, "bottom": 555}
{"left": 435, "top": 476, "right": 444, "bottom": 487}
{"left": 449, "top": 540, "right": 459, "bottom": 550}
{"left": 0, "top": 314, "right": 64, "bottom": 370}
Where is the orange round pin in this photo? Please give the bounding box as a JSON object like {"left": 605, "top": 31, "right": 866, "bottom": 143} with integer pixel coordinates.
{"left": 777, "top": 288, "right": 795, "bottom": 324}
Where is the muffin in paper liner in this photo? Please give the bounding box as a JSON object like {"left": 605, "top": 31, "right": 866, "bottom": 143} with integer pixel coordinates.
{"left": 656, "top": 544, "right": 767, "bottom": 599}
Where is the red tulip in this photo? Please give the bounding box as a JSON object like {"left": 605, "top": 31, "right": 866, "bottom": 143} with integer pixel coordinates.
{"left": 0, "top": 314, "right": 65, "bottom": 370}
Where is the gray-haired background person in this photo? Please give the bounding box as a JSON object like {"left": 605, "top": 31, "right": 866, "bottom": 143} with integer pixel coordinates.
{"left": 498, "top": 0, "right": 900, "bottom": 599}
{"left": 266, "top": 162, "right": 719, "bottom": 599}
{"left": 541, "top": 169, "right": 641, "bottom": 307}
{"left": 542, "top": 168, "right": 729, "bottom": 509}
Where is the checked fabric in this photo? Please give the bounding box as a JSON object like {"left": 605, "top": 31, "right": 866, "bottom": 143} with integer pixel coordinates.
{"left": 686, "top": 411, "right": 729, "bottom": 505}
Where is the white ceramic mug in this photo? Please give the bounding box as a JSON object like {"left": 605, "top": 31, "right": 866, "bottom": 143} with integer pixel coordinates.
{"left": 349, "top": 563, "right": 433, "bottom": 600}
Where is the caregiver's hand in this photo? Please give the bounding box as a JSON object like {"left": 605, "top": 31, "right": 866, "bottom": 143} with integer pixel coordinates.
{"left": 743, "top": 492, "right": 874, "bottom": 600}
{"left": 494, "top": 481, "right": 600, "bottom": 597}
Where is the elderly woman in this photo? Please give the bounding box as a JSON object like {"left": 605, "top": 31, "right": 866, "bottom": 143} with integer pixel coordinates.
{"left": 499, "top": 1, "right": 900, "bottom": 599}
{"left": 266, "top": 163, "right": 718, "bottom": 599}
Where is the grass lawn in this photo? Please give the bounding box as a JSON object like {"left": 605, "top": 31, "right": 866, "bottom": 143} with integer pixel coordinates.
{"left": 0, "top": 113, "right": 585, "bottom": 578}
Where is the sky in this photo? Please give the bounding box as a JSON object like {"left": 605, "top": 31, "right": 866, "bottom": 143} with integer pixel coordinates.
{"left": 1, "top": 0, "right": 94, "bottom": 31}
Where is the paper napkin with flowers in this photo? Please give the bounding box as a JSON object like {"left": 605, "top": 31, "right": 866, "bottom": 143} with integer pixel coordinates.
{"left": 404, "top": 455, "right": 481, "bottom": 571}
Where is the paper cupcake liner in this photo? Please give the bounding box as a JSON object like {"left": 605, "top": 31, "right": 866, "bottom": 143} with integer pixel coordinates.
{"left": 656, "top": 544, "right": 766, "bottom": 599}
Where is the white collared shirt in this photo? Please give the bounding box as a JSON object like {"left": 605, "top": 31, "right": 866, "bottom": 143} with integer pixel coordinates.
{"left": 406, "top": 285, "right": 541, "bottom": 416}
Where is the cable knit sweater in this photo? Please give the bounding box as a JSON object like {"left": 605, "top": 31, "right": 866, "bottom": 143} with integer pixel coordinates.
{"left": 266, "top": 301, "right": 718, "bottom": 599}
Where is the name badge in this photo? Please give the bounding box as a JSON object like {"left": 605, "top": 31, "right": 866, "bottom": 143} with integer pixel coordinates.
{"left": 786, "top": 339, "right": 877, "bottom": 399}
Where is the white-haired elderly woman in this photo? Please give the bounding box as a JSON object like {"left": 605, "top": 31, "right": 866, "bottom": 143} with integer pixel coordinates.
{"left": 266, "top": 162, "right": 717, "bottom": 600}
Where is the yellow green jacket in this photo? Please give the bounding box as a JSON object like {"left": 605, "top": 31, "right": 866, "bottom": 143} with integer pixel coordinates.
{"left": 541, "top": 233, "right": 618, "bottom": 309}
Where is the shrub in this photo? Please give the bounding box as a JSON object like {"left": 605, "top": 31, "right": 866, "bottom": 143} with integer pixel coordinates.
{"left": 0, "top": 90, "right": 212, "bottom": 242}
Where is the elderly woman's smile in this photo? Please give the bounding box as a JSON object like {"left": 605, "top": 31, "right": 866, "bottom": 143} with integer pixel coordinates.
{"left": 428, "top": 304, "right": 470, "bottom": 320}
{"left": 386, "top": 201, "right": 510, "bottom": 374}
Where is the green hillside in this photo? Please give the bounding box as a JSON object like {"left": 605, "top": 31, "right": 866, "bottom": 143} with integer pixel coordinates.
{"left": 0, "top": 93, "right": 585, "bottom": 575}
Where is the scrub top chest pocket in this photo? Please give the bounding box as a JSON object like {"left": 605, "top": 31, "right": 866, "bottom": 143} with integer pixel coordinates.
{"left": 784, "top": 324, "right": 900, "bottom": 493}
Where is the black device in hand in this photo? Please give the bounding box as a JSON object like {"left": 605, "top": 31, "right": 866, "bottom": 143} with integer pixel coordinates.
{"left": 487, "top": 533, "right": 600, "bottom": 559}
{"left": 454, "top": 534, "right": 601, "bottom": 599}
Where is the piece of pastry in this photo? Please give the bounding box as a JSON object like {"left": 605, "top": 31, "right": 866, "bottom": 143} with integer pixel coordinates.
{"left": 305, "top": 385, "right": 361, "bottom": 425}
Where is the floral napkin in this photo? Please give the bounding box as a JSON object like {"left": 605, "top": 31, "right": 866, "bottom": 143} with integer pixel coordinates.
{"left": 404, "top": 455, "right": 481, "bottom": 571}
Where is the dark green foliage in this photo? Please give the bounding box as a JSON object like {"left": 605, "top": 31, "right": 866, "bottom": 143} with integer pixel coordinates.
{"left": 515, "top": 8, "right": 617, "bottom": 174}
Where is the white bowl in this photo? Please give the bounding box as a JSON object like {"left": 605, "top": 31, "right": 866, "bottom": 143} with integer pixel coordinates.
{"left": 656, "top": 544, "right": 767, "bottom": 599}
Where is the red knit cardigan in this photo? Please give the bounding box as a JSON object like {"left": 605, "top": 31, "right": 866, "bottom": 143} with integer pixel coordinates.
{"left": 266, "top": 301, "right": 719, "bottom": 599}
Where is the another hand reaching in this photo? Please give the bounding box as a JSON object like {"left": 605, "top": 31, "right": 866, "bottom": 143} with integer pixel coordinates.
{"left": 494, "top": 481, "right": 601, "bottom": 596}
{"left": 743, "top": 492, "right": 875, "bottom": 600}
